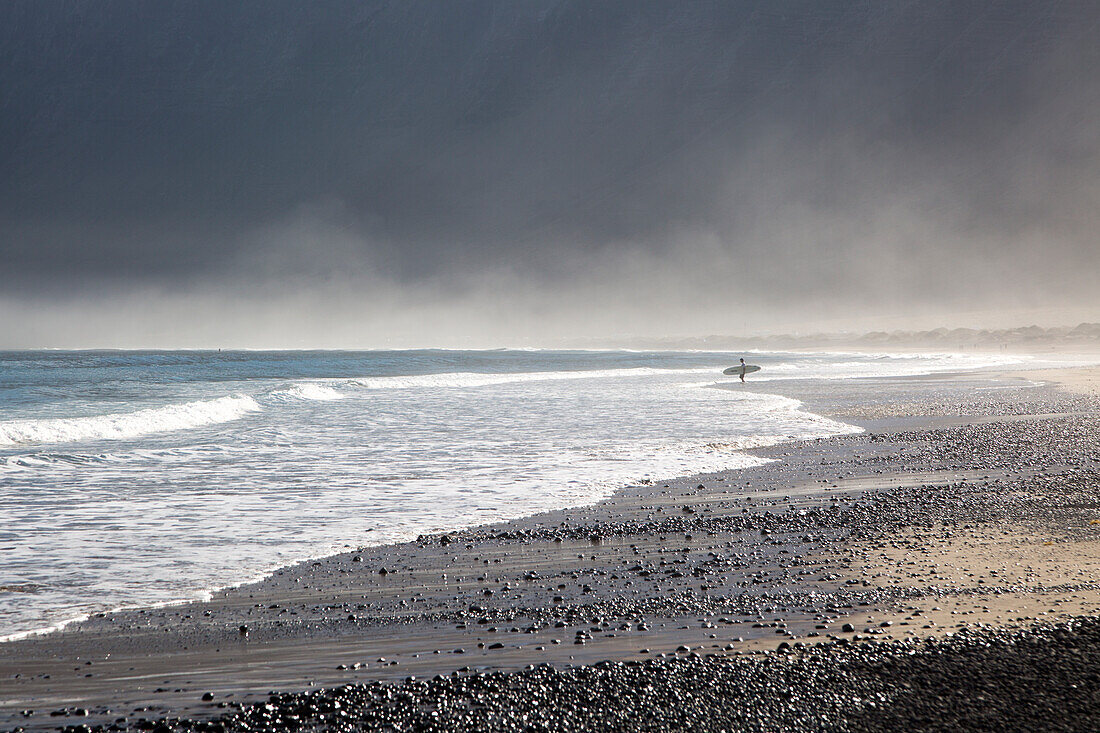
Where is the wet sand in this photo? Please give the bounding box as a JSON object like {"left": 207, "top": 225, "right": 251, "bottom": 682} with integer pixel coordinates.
{"left": 1018, "top": 366, "right": 1100, "bottom": 397}
{"left": 3, "top": 366, "right": 1100, "bottom": 731}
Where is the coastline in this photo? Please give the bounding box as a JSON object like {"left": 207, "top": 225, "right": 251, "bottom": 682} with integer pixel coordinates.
{"left": 3, "top": 365, "right": 1100, "bottom": 731}
{"left": 1014, "top": 366, "right": 1100, "bottom": 397}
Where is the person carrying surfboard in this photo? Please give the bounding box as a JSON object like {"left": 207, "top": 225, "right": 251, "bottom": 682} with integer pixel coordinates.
{"left": 723, "top": 361, "right": 760, "bottom": 379}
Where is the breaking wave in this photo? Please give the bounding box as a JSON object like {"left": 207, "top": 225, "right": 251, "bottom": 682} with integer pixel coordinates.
{"left": 347, "top": 367, "right": 716, "bottom": 390}
{"left": 269, "top": 383, "right": 344, "bottom": 401}
{"left": 0, "top": 395, "right": 260, "bottom": 447}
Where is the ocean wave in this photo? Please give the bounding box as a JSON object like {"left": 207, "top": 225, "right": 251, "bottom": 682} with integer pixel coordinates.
{"left": 347, "top": 367, "right": 717, "bottom": 390}
{"left": 1, "top": 451, "right": 127, "bottom": 470}
{"left": 0, "top": 444, "right": 254, "bottom": 473}
{"left": 740, "top": 353, "right": 1025, "bottom": 381}
{"left": 269, "top": 383, "right": 345, "bottom": 401}
{"left": 343, "top": 353, "right": 1025, "bottom": 393}
{"left": 0, "top": 395, "right": 260, "bottom": 447}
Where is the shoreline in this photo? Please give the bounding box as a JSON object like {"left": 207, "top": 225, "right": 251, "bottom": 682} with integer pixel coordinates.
{"left": 1013, "top": 365, "right": 1100, "bottom": 397}
{"left": 0, "top": 351, "right": 1052, "bottom": 645}
{"left": 0, "top": 369, "right": 870, "bottom": 646}
{"left": 3, "top": 365, "right": 1100, "bottom": 731}
{"left": 0, "top": 421, "right": 845, "bottom": 647}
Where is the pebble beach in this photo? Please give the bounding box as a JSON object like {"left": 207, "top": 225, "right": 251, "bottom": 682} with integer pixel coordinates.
{"left": 3, "top": 363, "right": 1100, "bottom": 732}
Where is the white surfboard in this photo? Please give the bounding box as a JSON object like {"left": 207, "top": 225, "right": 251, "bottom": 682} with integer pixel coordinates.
{"left": 722, "top": 364, "right": 761, "bottom": 376}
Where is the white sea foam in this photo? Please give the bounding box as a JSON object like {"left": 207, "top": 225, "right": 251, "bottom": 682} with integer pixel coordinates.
{"left": 0, "top": 613, "right": 90, "bottom": 644}
{"left": 743, "top": 352, "right": 1025, "bottom": 381}
{"left": 0, "top": 395, "right": 260, "bottom": 447}
{"left": 1, "top": 451, "right": 126, "bottom": 471}
{"left": 0, "top": 586, "right": 224, "bottom": 644}
{"left": 347, "top": 353, "right": 1025, "bottom": 392}
{"left": 0, "top": 349, "right": 1034, "bottom": 642}
{"left": 347, "top": 367, "right": 716, "bottom": 390}
{"left": 270, "top": 383, "right": 344, "bottom": 401}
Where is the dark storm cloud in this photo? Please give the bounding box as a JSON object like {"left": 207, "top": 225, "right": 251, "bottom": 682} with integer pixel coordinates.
{"left": 0, "top": 1, "right": 1098, "bottom": 344}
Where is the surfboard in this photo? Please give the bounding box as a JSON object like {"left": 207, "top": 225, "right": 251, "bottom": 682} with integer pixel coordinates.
{"left": 723, "top": 364, "right": 761, "bottom": 376}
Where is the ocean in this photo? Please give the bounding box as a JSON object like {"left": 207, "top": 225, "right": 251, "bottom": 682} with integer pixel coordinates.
{"left": 0, "top": 349, "right": 1022, "bottom": 641}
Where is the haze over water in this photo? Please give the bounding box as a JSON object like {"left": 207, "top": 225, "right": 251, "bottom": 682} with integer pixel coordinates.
{"left": 2, "top": 0, "right": 1099, "bottom": 655}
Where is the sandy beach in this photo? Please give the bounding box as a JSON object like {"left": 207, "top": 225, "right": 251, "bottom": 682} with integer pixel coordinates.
{"left": 3, "top": 365, "right": 1100, "bottom": 732}
{"left": 1017, "top": 366, "right": 1100, "bottom": 398}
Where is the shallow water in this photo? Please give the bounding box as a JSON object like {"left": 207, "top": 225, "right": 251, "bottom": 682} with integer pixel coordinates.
{"left": 0, "top": 349, "right": 1022, "bottom": 640}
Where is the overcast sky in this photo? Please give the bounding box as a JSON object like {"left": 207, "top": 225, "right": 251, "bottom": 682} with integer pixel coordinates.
{"left": 2, "top": 1, "right": 1098, "bottom": 347}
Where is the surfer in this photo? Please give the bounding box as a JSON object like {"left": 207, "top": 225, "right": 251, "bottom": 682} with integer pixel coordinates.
{"left": 738, "top": 358, "right": 747, "bottom": 382}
